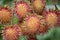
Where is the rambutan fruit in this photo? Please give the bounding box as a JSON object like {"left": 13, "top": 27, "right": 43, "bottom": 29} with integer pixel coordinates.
{"left": 15, "top": 1, "right": 30, "bottom": 19}
{"left": 37, "top": 16, "right": 48, "bottom": 34}
{"left": 39, "top": 25, "right": 48, "bottom": 33}
{"left": 31, "top": 0, "right": 45, "bottom": 14}
{"left": 3, "top": 25, "right": 21, "bottom": 40}
{"left": 0, "top": 7, "right": 13, "bottom": 24}
{"left": 43, "top": 9, "right": 59, "bottom": 27}
{"left": 55, "top": 10, "right": 60, "bottom": 26}
{"left": 18, "top": 22, "right": 29, "bottom": 35}
{"left": 24, "top": 14, "right": 41, "bottom": 34}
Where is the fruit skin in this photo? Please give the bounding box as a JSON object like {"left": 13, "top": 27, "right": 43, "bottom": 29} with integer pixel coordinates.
{"left": 39, "top": 25, "right": 48, "bottom": 33}
{"left": 43, "top": 9, "right": 59, "bottom": 27}
{"left": 31, "top": 0, "right": 45, "bottom": 14}
{"left": 54, "top": 10, "right": 60, "bottom": 26}
{"left": 18, "top": 21, "right": 29, "bottom": 35}
{"left": 15, "top": 1, "right": 31, "bottom": 19}
{"left": 38, "top": 16, "right": 48, "bottom": 33}
{"left": 33, "top": 15, "right": 49, "bottom": 34}
{"left": 0, "top": 7, "right": 13, "bottom": 24}
{"left": 24, "top": 14, "right": 41, "bottom": 34}
{"left": 3, "top": 25, "right": 21, "bottom": 40}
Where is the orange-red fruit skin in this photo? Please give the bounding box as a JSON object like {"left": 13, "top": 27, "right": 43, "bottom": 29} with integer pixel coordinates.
{"left": 39, "top": 25, "right": 48, "bottom": 33}
{"left": 15, "top": 1, "right": 30, "bottom": 19}
{"left": 55, "top": 10, "right": 60, "bottom": 26}
{"left": 0, "top": 7, "right": 12, "bottom": 24}
{"left": 3, "top": 25, "right": 21, "bottom": 40}
{"left": 32, "top": 0, "right": 45, "bottom": 14}
{"left": 18, "top": 22, "right": 29, "bottom": 35}
{"left": 43, "top": 9, "right": 59, "bottom": 26}
{"left": 37, "top": 16, "right": 48, "bottom": 34}
{"left": 24, "top": 14, "right": 41, "bottom": 34}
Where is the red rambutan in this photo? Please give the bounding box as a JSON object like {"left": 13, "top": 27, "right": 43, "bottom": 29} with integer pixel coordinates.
{"left": 3, "top": 25, "right": 21, "bottom": 40}
{"left": 24, "top": 14, "right": 41, "bottom": 34}
{"left": 18, "top": 22, "right": 29, "bottom": 35}
{"left": 37, "top": 16, "right": 49, "bottom": 34}
{"left": 31, "top": 0, "right": 45, "bottom": 14}
{"left": 43, "top": 9, "right": 59, "bottom": 27}
{"left": 54, "top": 10, "right": 60, "bottom": 26}
{"left": 15, "top": 1, "right": 30, "bottom": 19}
{"left": 0, "top": 7, "right": 13, "bottom": 24}
{"left": 39, "top": 25, "right": 48, "bottom": 33}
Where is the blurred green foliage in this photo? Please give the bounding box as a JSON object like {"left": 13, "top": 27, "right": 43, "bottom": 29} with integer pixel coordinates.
{"left": 36, "top": 27, "right": 60, "bottom": 40}
{"left": 19, "top": 35, "right": 27, "bottom": 40}
{"left": 12, "top": 15, "right": 19, "bottom": 24}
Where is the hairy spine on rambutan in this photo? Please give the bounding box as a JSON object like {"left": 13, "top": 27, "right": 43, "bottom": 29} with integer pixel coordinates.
{"left": 31, "top": 0, "right": 45, "bottom": 14}
{"left": 18, "top": 21, "right": 29, "bottom": 35}
{"left": 55, "top": 10, "right": 60, "bottom": 26}
{"left": 3, "top": 25, "right": 21, "bottom": 40}
{"left": 43, "top": 9, "right": 59, "bottom": 27}
{"left": 15, "top": 1, "right": 31, "bottom": 19}
{"left": 33, "top": 15, "right": 48, "bottom": 34}
{"left": 0, "top": 7, "right": 13, "bottom": 24}
{"left": 24, "top": 14, "right": 41, "bottom": 34}
{"left": 37, "top": 16, "right": 49, "bottom": 34}
{"left": 39, "top": 25, "right": 48, "bottom": 33}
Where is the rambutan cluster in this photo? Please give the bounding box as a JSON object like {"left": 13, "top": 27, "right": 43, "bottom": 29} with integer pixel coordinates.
{"left": 1, "top": 0, "right": 60, "bottom": 40}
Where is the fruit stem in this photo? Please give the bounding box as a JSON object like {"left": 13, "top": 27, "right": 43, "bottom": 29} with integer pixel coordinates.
{"left": 41, "top": 0, "right": 46, "bottom": 15}
{"left": 52, "top": 0, "right": 58, "bottom": 10}
{"left": 54, "top": 4, "right": 58, "bottom": 10}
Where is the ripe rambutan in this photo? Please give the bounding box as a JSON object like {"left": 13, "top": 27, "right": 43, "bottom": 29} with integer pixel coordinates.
{"left": 37, "top": 16, "right": 48, "bottom": 34}
{"left": 0, "top": 7, "right": 13, "bottom": 24}
{"left": 3, "top": 25, "right": 21, "bottom": 40}
{"left": 43, "top": 9, "right": 59, "bottom": 27}
{"left": 54, "top": 10, "right": 60, "bottom": 26}
{"left": 39, "top": 25, "right": 48, "bottom": 33}
{"left": 15, "top": 1, "right": 30, "bottom": 19}
{"left": 24, "top": 14, "right": 41, "bottom": 34}
{"left": 18, "top": 22, "right": 29, "bottom": 35}
{"left": 31, "top": 0, "right": 45, "bottom": 14}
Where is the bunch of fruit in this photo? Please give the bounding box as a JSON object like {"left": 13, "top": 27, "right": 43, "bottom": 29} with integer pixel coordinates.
{"left": 0, "top": 0, "right": 60, "bottom": 40}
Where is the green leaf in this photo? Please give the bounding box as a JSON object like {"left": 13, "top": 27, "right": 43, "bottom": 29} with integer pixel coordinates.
{"left": 0, "top": 35, "right": 3, "bottom": 40}
{"left": 0, "top": 24, "right": 4, "bottom": 34}
{"left": 36, "top": 27, "right": 60, "bottom": 40}
{"left": 3, "top": 0, "right": 13, "bottom": 4}
{"left": 18, "top": 35, "right": 27, "bottom": 40}
{"left": 12, "top": 15, "right": 19, "bottom": 24}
